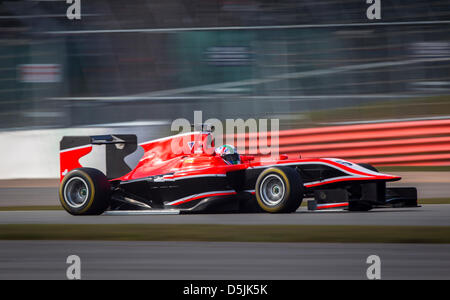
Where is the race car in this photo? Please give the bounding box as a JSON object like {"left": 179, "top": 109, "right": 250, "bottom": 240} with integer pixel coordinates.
{"left": 59, "top": 125, "right": 417, "bottom": 215}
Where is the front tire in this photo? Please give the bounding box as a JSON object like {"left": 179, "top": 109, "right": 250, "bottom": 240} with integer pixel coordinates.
{"left": 255, "top": 167, "right": 304, "bottom": 213}
{"left": 59, "top": 168, "right": 110, "bottom": 215}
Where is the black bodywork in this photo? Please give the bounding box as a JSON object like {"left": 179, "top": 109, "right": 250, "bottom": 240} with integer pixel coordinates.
{"left": 60, "top": 134, "right": 418, "bottom": 214}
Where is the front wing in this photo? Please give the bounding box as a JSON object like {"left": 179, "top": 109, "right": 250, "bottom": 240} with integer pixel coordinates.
{"left": 307, "top": 186, "right": 418, "bottom": 211}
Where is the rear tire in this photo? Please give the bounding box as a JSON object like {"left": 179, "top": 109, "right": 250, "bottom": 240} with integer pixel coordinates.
{"left": 59, "top": 168, "right": 110, "bottom": 215}
{"left": 255, "top": 167, "right": 304, "bottom": 213}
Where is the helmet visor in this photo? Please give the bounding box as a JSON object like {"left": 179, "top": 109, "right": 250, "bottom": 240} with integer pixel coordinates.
{"left": 223, "top": 153, "right": 241, "bottom": 165}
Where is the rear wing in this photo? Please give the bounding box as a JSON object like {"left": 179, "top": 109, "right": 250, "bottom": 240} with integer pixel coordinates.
{"left": 59, "top": 135, "right": 137, "bottom": 181}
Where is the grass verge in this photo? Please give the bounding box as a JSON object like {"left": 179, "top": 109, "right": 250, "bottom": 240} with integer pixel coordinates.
{"left": 0, "top": 206, "right": 62, "bottom": 211}
{"left": 419, "top": 198, "right": 450, "bottom": 204}
{"left": 0, "top": 224, "right": 450, "bottom": 243}
{"left": 306, "top": 95, "right": 450, "bottom": 125}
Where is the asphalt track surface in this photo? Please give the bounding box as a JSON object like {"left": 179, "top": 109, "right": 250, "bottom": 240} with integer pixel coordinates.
{"left": 0, "top": 205, "right": 449, "bottom": 226}
{"left": 0, "top": 180, "right": 449, "bottom": 280}
{"left": 0, "top": 187, "right": 58, "bottom": 206}
{"left": 0, "top": 240, "right": 449, "bottom": 279}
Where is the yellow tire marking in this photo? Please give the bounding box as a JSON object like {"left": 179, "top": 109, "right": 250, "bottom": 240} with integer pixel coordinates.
{"left": 59, "top": 170, "right": 96, "bottom": 214}
{"left": 255, "top": 167, "right": 291, "bottom": 213}
{"left": 78, "top": 170, "right": 95, "bottom": 214}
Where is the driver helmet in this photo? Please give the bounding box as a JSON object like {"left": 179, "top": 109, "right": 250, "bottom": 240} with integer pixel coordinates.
{"left": 215, "top": 144, "right": 241, "bottom": 165}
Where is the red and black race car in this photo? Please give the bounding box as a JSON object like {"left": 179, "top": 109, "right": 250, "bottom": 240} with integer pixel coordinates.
{"left": 59, "top": 126, "right": 417, "bottom": 215}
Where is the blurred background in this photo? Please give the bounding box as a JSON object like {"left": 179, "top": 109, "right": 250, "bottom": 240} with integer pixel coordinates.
{"left": 0, "top": 0, "right": 450, "bottom": 178}
{"left": 1, "top": 1, "right": 449, "bottom": 281}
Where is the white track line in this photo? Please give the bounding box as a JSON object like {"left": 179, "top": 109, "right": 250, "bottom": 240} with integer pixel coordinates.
{"left": 44, "top": 20, "right": 450, "bottom": 35}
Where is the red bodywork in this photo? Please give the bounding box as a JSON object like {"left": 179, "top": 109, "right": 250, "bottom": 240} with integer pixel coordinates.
{"left": 60, "top": 145, "right": 92, "bottom": 181}
{"left": 59, "top": 131, "right": 413, "bottom": 213}
{"left": 60, "top": 131, "right": 400, "bottom": 186}
{"left": 114, "top": 131, "right": 401, "bottom": 187}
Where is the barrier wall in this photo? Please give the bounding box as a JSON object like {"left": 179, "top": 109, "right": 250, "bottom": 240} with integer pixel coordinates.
{"left": 0, "top": 126, "right": 161, "bottom": 179}
{"left": 1, "top": 119, "right": 449, "bottom": 179}
{"left": 232, "top": 119, "right": 450, "bottom": 166}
